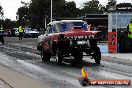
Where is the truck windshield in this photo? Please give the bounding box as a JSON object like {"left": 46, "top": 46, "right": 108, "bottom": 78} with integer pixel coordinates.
{"left": 59, "top": 22, "right": 88, "bottom": 32}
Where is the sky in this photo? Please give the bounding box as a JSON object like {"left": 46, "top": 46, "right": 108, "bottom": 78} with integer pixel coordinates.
{"left": 0, "top": 0, "right": 132, "bottom": 20}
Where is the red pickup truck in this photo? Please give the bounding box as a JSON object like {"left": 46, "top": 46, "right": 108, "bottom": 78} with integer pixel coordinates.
{"left": 37, "top": 20, "right": 101, "bottom": 65}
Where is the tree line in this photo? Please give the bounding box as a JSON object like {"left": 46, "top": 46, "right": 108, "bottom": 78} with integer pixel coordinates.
{"left": 0, "top": 0, "right": 117, "bottom": 30}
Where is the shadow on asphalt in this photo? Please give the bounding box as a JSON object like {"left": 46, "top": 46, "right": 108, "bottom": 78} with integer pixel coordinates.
{"left": 82, "top": 61, "right": 101, "bottom": 67}
{"left": 36, "top": 58, "right": 101, "bottom": 70}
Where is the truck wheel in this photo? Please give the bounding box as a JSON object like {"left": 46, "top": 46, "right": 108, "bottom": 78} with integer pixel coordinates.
{"left": 93, "top": 47, "right": 101, "bottom": 64}
{"left": 56, "top": 48, "right": 63, "bottom": 65}
{"left": 41, "top": 49, "right": 51, "bottom": 61}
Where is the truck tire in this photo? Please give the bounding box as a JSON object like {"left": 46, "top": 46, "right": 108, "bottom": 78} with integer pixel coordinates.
{"left": 56, "top": 48, "right": 63, "bottom": 65}
{"left": 41, "top": 49, "right": 51, "bottom": 61}
{"left": 93, "top": 47, "right": 101, "bottom": 64}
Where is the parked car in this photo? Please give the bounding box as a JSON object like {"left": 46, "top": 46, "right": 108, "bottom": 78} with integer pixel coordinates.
{"left": 15, "top": 28, "right": 39, "bottom": 38}
{"left": 4, "top": 31, "right": 12, "bottom": 37}
{"left": 23, "top": 28, "right": 39, "bottom": 38}
{"left": 37, "top": 20, "right": 102, "bottom": 65}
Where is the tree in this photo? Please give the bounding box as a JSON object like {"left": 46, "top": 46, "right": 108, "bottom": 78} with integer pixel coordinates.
{"left": 16, "top": 1, "right": 30, "bottom": 27}
{"left": 107, "top": 0, "right": 117, "bottom": 6}
{"left": 3, "top": 19, "right": 12, "bottom": 29}
{"left": 82, "top": 0, "right": 106, "bottom": 14}
{"left": 11, "top": 20, "right": 17, "bottom": 28}
{"left": 0, "top": 4, "right": 4, "bottom": 19}
{"left": 28, "top": 0, "right": 79, "bottom": 29}
{"left": 0, "top": 4, "right": 4, "bottom": 26}
{"left": 106, "top": 0, "right": 117, "bottom": 11}
{"left": 28, "top": 0, "right": 51, "bottom": 28}
{"left": 52, "top": 0, "right": 66, "bottom": 17}
{"left": 17, "top": 7, "right": 29, "bottom": 26}
{"left": 0, "top": 4, "right": 20, "bottom": 29}
{"left": 65, "top": 1, "right": 78, "bottom": 17}
{"left": 2, "top": 19, "right": 17, "bottom": 29}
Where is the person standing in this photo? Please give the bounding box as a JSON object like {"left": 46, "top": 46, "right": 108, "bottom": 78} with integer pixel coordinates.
{"left": 127, "top": 19, "right": 132, "bottom": 38}
{"left": 0, "top": 25, "right": 4, "bottom": 44}
{"left": 119, "top": 20, "right": 132, "bottom": 53}
{"left": 127, "top": 19, "right": 132, "bottom": 52}
{"left": 18, "top": 25, "right": 24, "bottom": 40}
